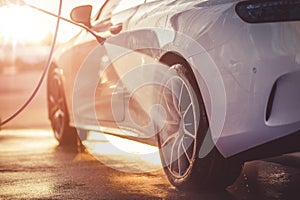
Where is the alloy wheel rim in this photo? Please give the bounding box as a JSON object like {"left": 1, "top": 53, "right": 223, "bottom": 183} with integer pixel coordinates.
{"left": 49, "top": 76, "right": 65, "bottom": 140}
{"left": 159, "top": 64, "right": 198, "bottom": 178}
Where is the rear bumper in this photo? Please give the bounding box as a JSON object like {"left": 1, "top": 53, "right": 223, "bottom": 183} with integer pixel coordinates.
{"left": 191, "top": 19, "right": 300, "bottom": 157}
{"left": 216, "top": 57, "right": 300, "bottom": 158}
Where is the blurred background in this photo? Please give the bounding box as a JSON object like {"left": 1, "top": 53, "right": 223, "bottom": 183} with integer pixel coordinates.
{"left": 0, "top": 0, "right": 103, "bottom": 129}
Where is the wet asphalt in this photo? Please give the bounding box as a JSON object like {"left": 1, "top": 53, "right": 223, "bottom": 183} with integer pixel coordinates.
{"left": 0, "top": 129, "right": 300, "bottom": 200}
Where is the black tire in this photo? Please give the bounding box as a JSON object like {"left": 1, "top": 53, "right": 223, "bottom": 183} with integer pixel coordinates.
{"left": 47, "top": 67, "right": 78, "bottom": 147}
{"left": 157, "top": 54, "right": 243, "bottom": 191}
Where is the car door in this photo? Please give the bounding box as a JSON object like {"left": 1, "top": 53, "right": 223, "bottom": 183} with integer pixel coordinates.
{"left": 90, "top": 0, "right": 167, "bottom": 138}
{"left": 73, "top": 0, "right": 150, "bottom": 129}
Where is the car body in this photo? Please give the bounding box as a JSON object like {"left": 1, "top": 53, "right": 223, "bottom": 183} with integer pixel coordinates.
{"left": 47, "top": 0, "right": 300, "bottom": 190}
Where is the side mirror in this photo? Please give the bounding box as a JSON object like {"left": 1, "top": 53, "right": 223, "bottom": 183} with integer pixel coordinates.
{"left": 70, "top": 5, "right": 92, "bottom": 28}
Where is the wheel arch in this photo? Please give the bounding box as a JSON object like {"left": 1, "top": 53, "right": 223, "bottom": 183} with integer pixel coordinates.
{"left": 159, "top": 51, "right": 212, "bottom": 124}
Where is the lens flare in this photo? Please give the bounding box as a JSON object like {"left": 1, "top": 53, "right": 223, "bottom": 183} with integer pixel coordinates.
{"left": 0, "top": 5, "right": 50, "bottom": 44}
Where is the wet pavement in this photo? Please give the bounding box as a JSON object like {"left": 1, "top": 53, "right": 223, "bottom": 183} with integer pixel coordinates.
{"left": 0, "top": 129, "right": 300, "bottom": 200}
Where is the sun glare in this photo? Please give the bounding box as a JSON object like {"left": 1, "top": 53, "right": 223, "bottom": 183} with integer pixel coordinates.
{"left": 0, "top": 5, "right": 50, "bottom": 44}
{"left": 83, "top": 131, "right": 162, "bottom": 173}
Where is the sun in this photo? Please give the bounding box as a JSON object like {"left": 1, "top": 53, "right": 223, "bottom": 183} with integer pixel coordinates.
{"left": 0, "top": 5, "right": 50, "bottom": 44}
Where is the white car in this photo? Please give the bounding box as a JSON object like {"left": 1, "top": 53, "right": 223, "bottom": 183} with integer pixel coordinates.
{"left": 47, "top": 0, "right": 300, "bottom": 190}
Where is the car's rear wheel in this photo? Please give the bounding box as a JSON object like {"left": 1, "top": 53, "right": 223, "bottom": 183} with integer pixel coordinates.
{"left": 47, "top": 68, "right": 78, "bottom": 147}
{"left": 158, "top": 55, "right": 242, "bottom": 190}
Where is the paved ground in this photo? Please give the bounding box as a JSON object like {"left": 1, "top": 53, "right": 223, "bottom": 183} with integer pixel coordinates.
{"left": 0, "top": 129, "right": 300, "bottom": 200}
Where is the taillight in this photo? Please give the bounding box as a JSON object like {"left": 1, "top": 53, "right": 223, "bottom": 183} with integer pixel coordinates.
{"left": 235, "top": 0, "right": 300, "bottom": 23}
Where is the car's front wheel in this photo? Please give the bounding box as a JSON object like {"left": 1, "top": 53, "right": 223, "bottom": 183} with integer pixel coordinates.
{"left": 157, "top": 55, "right": 242, "bottom": 190}
{"left": 47, "top": 68, "right": 78, "bottom": 147}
